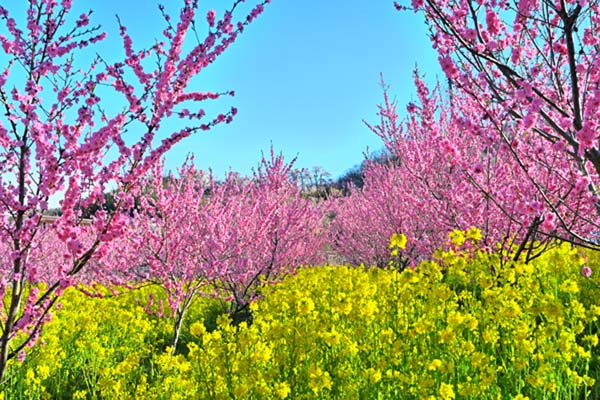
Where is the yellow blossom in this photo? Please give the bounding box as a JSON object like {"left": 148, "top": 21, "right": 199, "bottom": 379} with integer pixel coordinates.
{"left": 439, "top": 382, "right": 455, "bottom": 400}
{"left": 390, "top": 233, "right": 408, "bottom": 252}
{"left": 273, "top": 382, "right": 291, "bottom": 399}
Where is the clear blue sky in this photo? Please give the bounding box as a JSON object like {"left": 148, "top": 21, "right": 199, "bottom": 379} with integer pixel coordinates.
{"left": 84, "top": 0, "right": 442, "bottom": 180}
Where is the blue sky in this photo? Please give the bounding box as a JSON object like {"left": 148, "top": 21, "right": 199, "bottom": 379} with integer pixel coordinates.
{"left": 86, "top": 0, "right": 442, "bottom": 180}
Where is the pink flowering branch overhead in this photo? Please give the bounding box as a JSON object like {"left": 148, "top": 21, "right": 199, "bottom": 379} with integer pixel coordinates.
{"left": 0, "top": 0, "right": 271, "bottom": 381}
{"left": 393, "top": 0, "right": 600, "bottom": 248}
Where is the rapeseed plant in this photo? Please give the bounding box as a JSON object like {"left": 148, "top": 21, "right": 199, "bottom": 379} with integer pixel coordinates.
{"left": 2, "top": 231, "right": 600, "bottom": 399}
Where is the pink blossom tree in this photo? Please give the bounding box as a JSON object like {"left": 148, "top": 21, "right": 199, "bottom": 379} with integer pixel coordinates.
{"left": 393, "top": 0, "right": 600, "bottom": 248}
{"left": 102, "top": 160, "right": 215, "bottom": 354}
{"left": 0, "top": 0, "right": 271, "bottom": 381}
{"left": 211, "top": 152, "right": 326, "bottom": 323}
{"left": 329, "top": 70, "right": 596, "bottom": 267}
{"left": 108, "top": 151, "right": 325, "bottom": 352}
{"left": 329, "top": 75, "right": 498, "bottom": 267}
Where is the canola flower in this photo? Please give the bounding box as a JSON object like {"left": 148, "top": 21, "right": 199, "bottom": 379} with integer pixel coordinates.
{"left": 390, "top": 233, "right": 408, "bottom": 255}
{"left": 2, "top": 231, "right": 600, "bottom": 399}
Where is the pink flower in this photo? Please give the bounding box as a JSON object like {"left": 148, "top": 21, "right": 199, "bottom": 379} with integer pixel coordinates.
{"left": 439, "top": 56, "right": 459, "bottom": 79}
{"left": 581, "top": 266, "right": 592, "bottom": 278}
{"left": 207, "top": 10, "right": 216, "bottom": 27}
{"left": 410, "top": 0, "right": 424, "bottom": 9}
{"left": 552, "top": 41, "right": 568, "bottom": 55}
{"left": 552, "top": 140, "right": 565, "bottom": 151}
{"left": 577, "top": 126, "right": 597, "bottom": 153}
{"left": 575, "top": 176, "right": 591, "bottom": 192}
{"left": 473, "top": 163, "right": 484, "bottom": 174}
{"left": 541, "top": 212, "right": 556, "bottom": 232}
{"left": 486, "top": 8, "right": 501, "bottom": 35}
{"left": 76, "top": 13, "right": 89, "bottom": 28}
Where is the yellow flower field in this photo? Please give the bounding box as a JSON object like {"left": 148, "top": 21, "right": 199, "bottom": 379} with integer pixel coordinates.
{"left": 3, "top": 237, "right": 600, "bottom": 399}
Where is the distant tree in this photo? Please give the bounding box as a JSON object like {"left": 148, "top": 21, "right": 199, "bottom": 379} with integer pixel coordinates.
{"left": 335, "top": 166, "right": 365, "bottom": 193}
{"left": 289, "top": 167, "right": 312, "bottom": 192}
{"left": 79, "top": 191, "right": 118, "bottom": 219}
{"left": 310, "top": 166, "right": 332, "bottom": 192}
{"left": 333, "top": 149, "right": 395, "bottom": 195}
